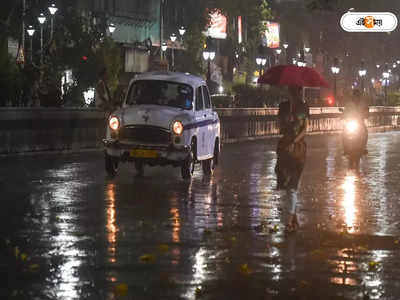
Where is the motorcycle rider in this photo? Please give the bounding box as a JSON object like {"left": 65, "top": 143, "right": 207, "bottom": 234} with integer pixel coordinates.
{"left": 343, "top": 89, "right": 369, "bottom": 154}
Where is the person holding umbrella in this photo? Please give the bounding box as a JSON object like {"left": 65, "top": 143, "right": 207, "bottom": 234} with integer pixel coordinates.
{"left": 275, "top": 85, "right": 309, "bottom": 232}
{"left": 258, "top": 64, "right": 329, "bottom": 232}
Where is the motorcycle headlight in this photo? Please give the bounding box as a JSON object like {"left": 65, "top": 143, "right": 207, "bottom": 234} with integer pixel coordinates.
{"left": 172, "top": 120, "right": 184, "bottom": 135}
{"left": 345, "top": 120, "right": 359, "bottom": 134}
{"left": 109, "top": 116, "right": 120, "bottom": 131}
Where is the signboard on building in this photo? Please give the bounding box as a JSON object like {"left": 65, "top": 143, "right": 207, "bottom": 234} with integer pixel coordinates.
{"left": 206, "top": 11, "right": 227, "bottom": 39}
{"left": 261, "top": 22, "right": 280, "bottom": 48}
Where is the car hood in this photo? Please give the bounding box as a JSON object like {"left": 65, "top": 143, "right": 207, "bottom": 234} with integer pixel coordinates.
{"left": 120, "top": 105, "right": 191, "bottom": 129}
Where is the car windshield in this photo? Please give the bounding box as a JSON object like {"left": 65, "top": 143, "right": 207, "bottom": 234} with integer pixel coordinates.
{"left": 126, "top": 80, "right": 193, "bottom": 110}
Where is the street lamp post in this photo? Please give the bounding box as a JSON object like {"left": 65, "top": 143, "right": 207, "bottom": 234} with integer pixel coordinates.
{"left": 161, "top": 42, "right": 167, "bottom": 60}
{"left": 256, "top": 58, "right": 262, "bottom": 76}
{"left": 276, "top": 48, "right": 282, "bottom": 64}
{"left": 26, "top": 25, "right": 35, "bottom": 63}
{"left": 283, "top": 43, "right": 288, "bottom": 63}
{"left": 358, "top": 60, "right": 367, "bottom": 93}
{"left": 170, "top": 33, "right": 177, "bottom": 71}
{"left": 383, "top": 71, "right": 389, "bottom": 106}
{"left": 37, "top": 13, "right": 46, "bottom": 65}
{"left": 48, "top": 3, "right": 58, "bottom": 40}
{"left": 178, "top": 26, "right": 186, "bottom": 42}
{"left": 331, "top": 57, "right": 340, "bottom": 106}
{"left": 203, "top": 50, "right": 215, "bottom": 84}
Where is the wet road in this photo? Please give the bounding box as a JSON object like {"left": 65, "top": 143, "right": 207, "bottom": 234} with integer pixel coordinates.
{"left": 2, "top": 132, "right": 400, "bottom": 300}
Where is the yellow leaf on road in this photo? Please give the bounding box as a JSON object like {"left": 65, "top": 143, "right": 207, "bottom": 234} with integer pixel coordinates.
{"left": 195, "top": 286, "right": 203, "bottom": 297}
{"left": 29, "top": 264, "right": 40, "bottom": 271}
{"left": 368, "top": 261, "right": 379, "bottom": 270}
{"left": 20, "top": 253, "right": 28, "bottom": 262}
{"left": 139, "top": 254, "right": 156, "bottom": 263}
{"left": 239, "top": 263, "right": 252, "bottom": 275}
{"left": 158, "top": 244, "right": 169, "bottom": 253}
{"left": 114, "top": 283, "right": 128, "bottom": 298}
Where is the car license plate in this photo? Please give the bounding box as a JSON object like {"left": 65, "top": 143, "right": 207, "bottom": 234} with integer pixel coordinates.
{"left": 130, "top": 149, "right": 158, "bottom": 158}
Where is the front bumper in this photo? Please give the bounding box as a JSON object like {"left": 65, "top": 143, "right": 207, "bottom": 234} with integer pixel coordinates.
{"left": 103, "top": 139, "right": 190, "bottom": 163}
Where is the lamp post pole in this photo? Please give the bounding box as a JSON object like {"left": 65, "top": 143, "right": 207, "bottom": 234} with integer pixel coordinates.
{"left": 48, "top": 4, "right": 58, "bottom": 40}
{"left": 283, "top": 43, "right": 288, "bottom": 64}
{"left": 359, "top": 60, "right": 367, "bottom": 94}
{"left": 256, "top": 58, "right": 262, "bottom": 77}
{"left": 170, "top": 33, "right": 177, "bottom": 71}
{"left": 37, "top": 13, "right": 46, "bottom": 65}
{"left": 383, "top": 70, "right": 389, "bottom": 106}
{"left": 331, "top": 57, "right": 340, "bottom": 106}
{"left": 160, "top": 0, "right": 165, "bottom": 59}
{"left": 203, "top": 51, "right": 215, "bottom": 84}
{"left": 27, "top": 26, "right": 35, "bottom": 63}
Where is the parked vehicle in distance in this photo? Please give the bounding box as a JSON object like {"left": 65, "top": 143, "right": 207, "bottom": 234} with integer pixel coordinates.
{"left": 103, "top": 72, "right": 221, "bottom": 179}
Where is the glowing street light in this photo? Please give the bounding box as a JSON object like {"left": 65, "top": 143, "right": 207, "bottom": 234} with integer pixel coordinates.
{"left": 161, "top": 42, "right": 168, "bottom": 52}
{"left": 47, "top": 4, "right": 58, "bottom": 39}
{"left": 179, "top": 26, "right": 186, "bottom": 36}
{"left": 203, "top": 49, "right": 216, "bottom": 83}
{"left": 108, "top": 23, "right": 116, "bottom": 34}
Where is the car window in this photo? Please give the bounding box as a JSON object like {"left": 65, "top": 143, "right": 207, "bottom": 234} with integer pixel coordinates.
{"left": 202, "top": 86, "right": 211, "bottom": 109}
{"left": 126, "top": 80, "right": 193, "bottom": 110}
{"left": 195, "top": 87, "right": 204, "bottom": 111}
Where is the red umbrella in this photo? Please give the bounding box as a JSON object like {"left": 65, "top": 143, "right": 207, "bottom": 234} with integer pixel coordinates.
{"left": 258, "top": 64, "right": 330, "bottom": 88}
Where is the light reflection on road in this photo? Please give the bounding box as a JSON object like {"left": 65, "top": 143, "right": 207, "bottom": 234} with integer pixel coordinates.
{"left": 342, "top": 175, "right": 357, "bottom": 233}
{"left": 45, "top": 167, "right": 87, "bottom": 300}
{"left": 106, "top": 183, "right": 118, "bottom": 263}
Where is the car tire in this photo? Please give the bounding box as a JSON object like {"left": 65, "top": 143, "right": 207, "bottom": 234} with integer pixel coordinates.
{"left": 202, "top": 141, "right": 218, "bottom": 176}
{"left": 105, "top": 153, "right": 119, "bottom": 177}
{"left": 181, "top": 141, "right": 195, "bottom": 179}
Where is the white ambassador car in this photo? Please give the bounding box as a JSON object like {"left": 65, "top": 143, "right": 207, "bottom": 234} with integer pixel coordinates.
{"left": 103, "top": 71, "right": 221, "bottom": 179}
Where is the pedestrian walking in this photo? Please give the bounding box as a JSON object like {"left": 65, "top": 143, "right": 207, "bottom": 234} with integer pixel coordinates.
{"left": 275, "top": 86, "right": 309, "bottom": 232}
{"left": 258, "top": 64, "right": 329, "bottom": 232}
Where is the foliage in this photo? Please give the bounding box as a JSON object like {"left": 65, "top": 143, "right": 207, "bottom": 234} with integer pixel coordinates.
{"left": 232, "top": 83, "right": 285, "bottom": 107}
{"left": 181, "top": 24, "right": 207, "bottom": 76}
{"left": 0, "top": 3, "right": 122, "bottom": 107}
{"left": 0, "top": 40, "right": 22, "bottom": 106}
{"left": 387, "top": 92, "right": 400, "bottom": 106}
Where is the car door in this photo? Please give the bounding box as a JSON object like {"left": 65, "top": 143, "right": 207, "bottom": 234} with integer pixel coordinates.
{"left": 195, "top": 86, "right": 206, "bottom": 158}
{"left": 201, "top": 85, "right": 215, "bottom": 157}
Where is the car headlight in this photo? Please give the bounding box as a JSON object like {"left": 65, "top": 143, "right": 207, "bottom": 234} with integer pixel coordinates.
{"left": 109, "top": 116, "right": 120, "bottom": 131}
{"left": 345, "top": 120, "right": 359, "bottom": 134}
{"left": 172, "top": 120, "right": 184, "bottom": 135}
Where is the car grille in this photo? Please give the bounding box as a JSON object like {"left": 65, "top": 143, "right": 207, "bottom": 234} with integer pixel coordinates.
{"left": 119, "top": 126, "right": 171, "bottom": 145}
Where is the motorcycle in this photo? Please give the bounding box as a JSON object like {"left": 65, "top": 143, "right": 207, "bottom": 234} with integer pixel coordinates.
{"left": 341, "top": 113, "right": 367, "bottom": 169}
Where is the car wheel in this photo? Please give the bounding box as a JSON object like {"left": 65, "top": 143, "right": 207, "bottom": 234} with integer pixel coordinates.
{"left": 202, "top": 141, "right": 218, "bottom": 176}
{"left": 135, "top": 161, "right": 144, "bottom": 177}
{"left": 181, "top": 141, "right": 195, "bottom": 179}
{"left": 105, "top": 153, "right": 119, "bottom": 177}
